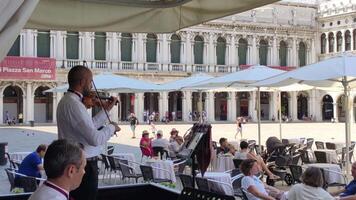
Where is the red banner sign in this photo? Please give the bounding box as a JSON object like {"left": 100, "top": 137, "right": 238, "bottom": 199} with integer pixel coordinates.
{"left": 0, "top": 56, "right": 56, "bottom": 80}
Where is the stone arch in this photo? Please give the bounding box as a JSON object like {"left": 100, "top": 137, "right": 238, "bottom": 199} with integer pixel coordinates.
{"left": 321, "top": 94, "right": 333, "bottom": 121}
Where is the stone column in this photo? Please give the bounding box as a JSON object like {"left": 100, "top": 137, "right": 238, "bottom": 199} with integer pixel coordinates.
{"left": 228, "top": 92, "right": 237, "bottom": 121}
{"left": 182, "top": 91, "right": 192, "bottom": 122}
{"left": 351, "top": 29, "right": 354, "bottom": 51}
{"left": 26, "top": 83, "right": 33, "bottom": 123}
{"left": 134, "top": 93, "right": 144, "bottom": 122}
{"left": 271, "top": 92, "right": 278, "bottom": 120}
{"left": 159, "top": 92, "right": 168, "bottom": 120}
{"left": 341, "top": 30, "right": 346, "bottom": 52}
{"left": 137, "top": 34, "right": 145, "bottom": 70}
{"left": 325, "top": 33, "right": 329, "bottom": 54}
{"left": 252, "top": 36, "right": 257, "bottom": 65}
{"left": 272, "top": 37, "right": 278, "bottom": 65}
{"left": 333, "top": 31, "right": 337, "bottom": 53}
{"left": 291, "top": 92, "right": 298, "bottom": 121}
{"left": 292, "top": 38, "right": 297, "bottom": 67}
{"left": 333, "top": 102, "right": 338, "bottom": 122}
{"left": 206, "top": 92, "right": 215, "bottom": 122}
{"left": 109, "top": 92, "right": 119, "bottom": 123}
{"left": 249, "top": 91, "right": 257, "bottom": 122}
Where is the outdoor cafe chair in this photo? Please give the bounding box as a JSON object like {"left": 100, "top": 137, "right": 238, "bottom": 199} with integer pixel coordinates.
{"left": 178, "top": 174, "right": 194, "bottom": 189}
{"left": 314, "top": 151, "right": 328, "bottom": 163}
{"left": 118, "top": 159, "right": 142, "bottom": 183}
{"left": 315, "top": 141, "right": 325, "bottom": 149}
{"left": 195, "top": 177, "right": 210, "bottom": 192}
{"left": 140, "top": 165, "right": 172, "bottom": 183}
{"left": 325, "top": 142, "right": 337, "bottom": 150}
{"left": 306, "top": 138, "right": 314, "bottom": 149}
{"left": 288, "top": 165, "right": 302, "bottom": 184}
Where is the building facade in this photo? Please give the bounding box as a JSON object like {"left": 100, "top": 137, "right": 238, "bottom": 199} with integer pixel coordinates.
{"left": 1, "top": 0, "right": 356, "bottom": 124}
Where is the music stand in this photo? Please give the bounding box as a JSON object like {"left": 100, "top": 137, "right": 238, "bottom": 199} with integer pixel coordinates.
{"left": 177, "top": 131, "right": 206, "bottom": 187}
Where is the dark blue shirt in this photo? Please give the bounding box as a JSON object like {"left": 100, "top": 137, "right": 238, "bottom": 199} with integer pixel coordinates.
{"left": 341, "top": 180, "right": 356, "bottom": 197}
{"left": 17, "top": 152, "right": 42, "bottom": 178}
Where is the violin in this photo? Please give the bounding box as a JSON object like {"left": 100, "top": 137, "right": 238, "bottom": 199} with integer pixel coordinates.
{"left": 82, "top": 92, "right": 119, "bottom": 109}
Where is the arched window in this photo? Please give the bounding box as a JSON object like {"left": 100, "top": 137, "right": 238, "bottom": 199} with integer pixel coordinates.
{"left": 321, "top": 33, "right": 326, "bottom": 54}
{"left": 337, "top": 31, "right": 342, "bottom": 52}
{"left": 298, "top": 42, "right": 306, "bottom": 67}
{"left": 328, "top": 32, "right": 334, "bottom": 53}
{"left": 94, "top": 32, "right": 106, "bottom": 60}
{"left": 279, "top": 41, "right": 287, "bottom": 66}
{"left": 146, "top": 33, "right": 157, "bottom": 62}
{"left": 259, "top": 40, "right": 268, "bottom": 66}
{"left": 37, "top": 30, "right": 50, "bottom": 57}
{"left": 7, "top": 35, "right": 20, "bottom": 56}
{"left": 216, "top": 37, "right": 226, "bottom": 65}
{"left": 170, "top": 34, "right": 181, "bottom": 63}
{"left": 121, "top": 33, "right": 132, "bottom": 61}
{"left": 345, "top": 30, "right": 351, "bottom": 51}
{"left": 66, "top": 32, "right": 79, "bottom": 59}
{"left": 194, "top": 35, "right": 204, "bottom": 64}
{"left": 238, "top": 39, "right": 248, "bottom": 65}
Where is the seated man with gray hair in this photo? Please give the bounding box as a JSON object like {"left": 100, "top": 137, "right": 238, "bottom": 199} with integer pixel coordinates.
{"left": 29, "top": 139, "right": 86, "bottom": 200}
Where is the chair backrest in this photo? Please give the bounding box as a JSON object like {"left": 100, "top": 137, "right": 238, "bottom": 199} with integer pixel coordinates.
{"left": 325, "top": 142, "right": 336, "bottom": 150}
{"left": 319, "top": 168, "right": 328, "bottom": 189}
{"left": 15, "top": 175, "right": 38, "bottom": 192}
{"left": 233, "top": 159, "right": 244, "bottom": 169}
{"left": 195, "top": 177, "right": 210, "bottom": 192}
{"left": 107, "top": 146, "right": 115, "bottom": 155}
{"left": 140, "top": 165, "right": 155, "bottom": 182}
{"left": 5, "top": 168, "right": 15, "bottom": 191}
{"left": 314, "top": 151, "right": 328, "bottom": 163}
{"left": 289, "top": 165, "right": 302, "bottom": 183}
{"left": 291, "top": 154, "right": 301, "bottom": 165}
{"left": 100, "top": 154, "right": 110, "bottom": 170}
{"left": 232, "top": 176, "right": 248, "bottom": 200}
{"left": 118, "top": 159, "right": 134, "bottom": 177}
{"left": 106, "top": 156, "right": 118, "bottom": 171}
{"left": 282, "top": 139, "right": 289, "bottom": 145}
{"left": 178, "top": 174, "right": 194, "bottom": 188}
{"left": 152, "top": 147, "right": 168, "bottom": 159}
{"left": 299, "top": 149, "right": 311, "bottom": 164}
{"left": 306, "top": 138, "right": 314, "bottom": 149}
{"left": 315, "top": 141, "right": 325, "bottom": 149}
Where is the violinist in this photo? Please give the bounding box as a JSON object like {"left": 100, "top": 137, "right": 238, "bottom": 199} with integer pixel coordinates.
{"left": 57, "top": 65, "right": 120, "bottom": 200}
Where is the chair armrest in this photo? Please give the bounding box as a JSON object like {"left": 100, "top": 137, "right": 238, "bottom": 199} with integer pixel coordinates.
{"left": 231, "top": 173, "right": 244, "bottom": 182}
{"left": 118, "top": 161, "right": 136, "bottom": 171}
{"left": 9, "top": 170, "right": 46, "bottom": 181}
{"left": 172, "top": 159, "right": 186, "bottom": 166}
{"left": 206, "top": 178, "right": 234, "bottom": 195}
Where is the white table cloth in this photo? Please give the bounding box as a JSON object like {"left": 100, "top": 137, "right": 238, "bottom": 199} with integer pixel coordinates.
{"left": 305, "top": 163, "right": 344, "bottom": 184}
{"left": 215, "top": 155, "right": 235, "bottom": 172}
{"left": 314, "top": 149, "right": 338, "bottom": 163}
{"left": 9, "top": 151, "right": 31, "bottom": 162}
{"left": 146, "top": 160, "right": 176, "bottom": 182}
{"left": 198, "top": 172, "right": 233, "bottom": 196}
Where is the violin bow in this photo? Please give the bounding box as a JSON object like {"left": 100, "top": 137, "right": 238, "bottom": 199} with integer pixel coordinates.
{"left": 83, "top": 61, "right": 117, "bottom": 136}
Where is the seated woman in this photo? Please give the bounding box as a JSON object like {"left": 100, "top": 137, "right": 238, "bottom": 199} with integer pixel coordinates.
{"left": 240, "top": 159, "right": 285, "bottom": 200}
{"left": 140, "top": 130, "right": 153, "bottom": 157}
{"left": 235, "top": 141, "right": 279, "bottom": 179}
{"left": 287, "top": 166, "right": 334, "bottom": 200}
{"left": 168, "top": 135, "right": 184, "bottom": 158}
{"left": 217, "top": 138, "right": 236, "bottom": 155}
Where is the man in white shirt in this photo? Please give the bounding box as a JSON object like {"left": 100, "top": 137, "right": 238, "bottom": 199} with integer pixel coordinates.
{"left": 57, "top": 65, "right": 120, "bottom": 200}
{"left": 29, "top": 139, "right": 86, "bottom": 200}
{"left": 152, "top": 130, "right": 169, "bottom": 150}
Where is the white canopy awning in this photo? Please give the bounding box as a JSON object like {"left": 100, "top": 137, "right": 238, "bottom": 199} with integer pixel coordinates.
{"left": 45, "top": 73, "right": 163, "bottom": 93}
{"left": 26, "top": 0, "right": 279, "bottom": 33}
